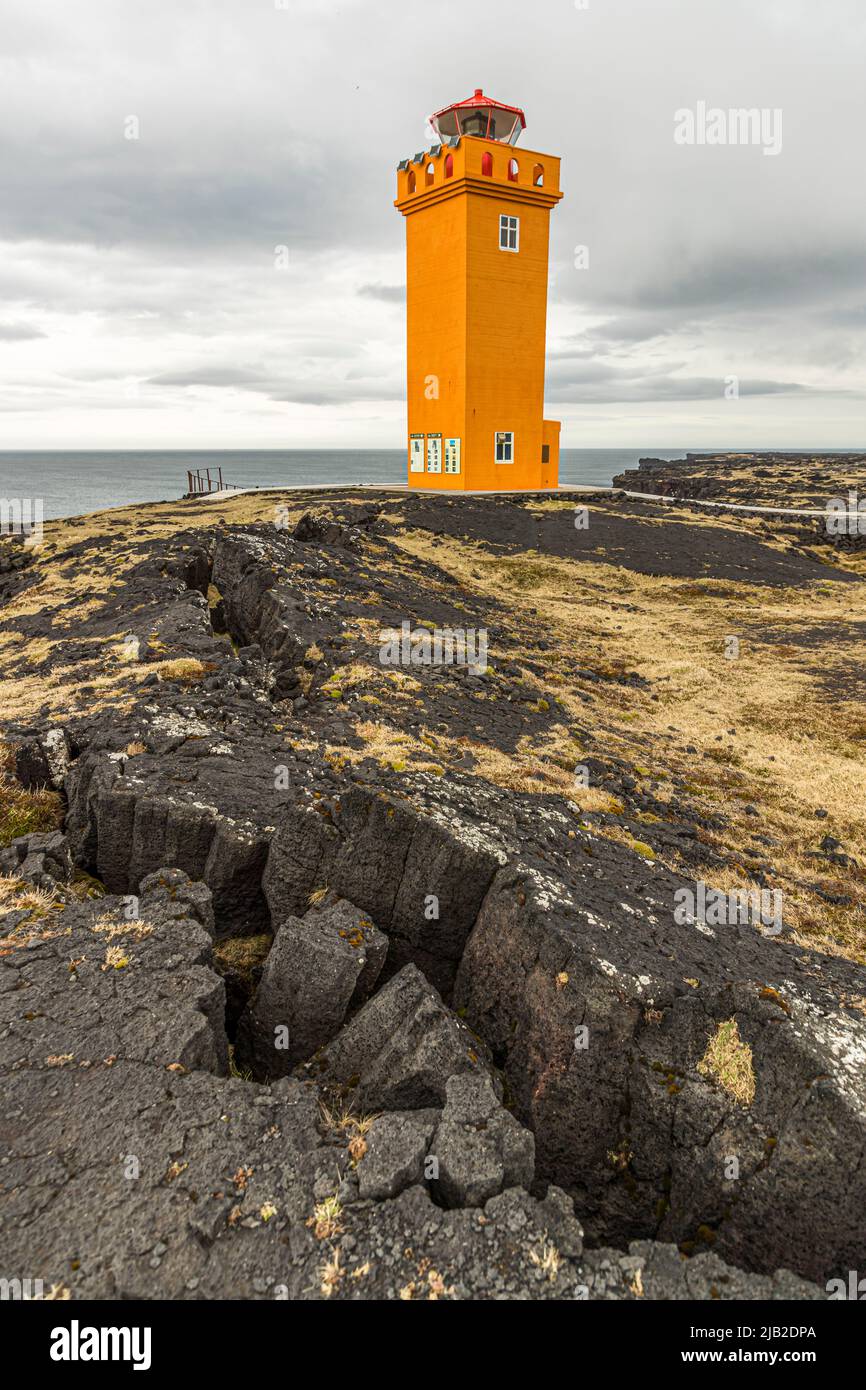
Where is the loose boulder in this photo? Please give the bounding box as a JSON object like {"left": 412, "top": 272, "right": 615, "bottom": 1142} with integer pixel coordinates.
{"left": 236, "top": 897, "right": 388, "bottom": 1076}
{"left": 432, "top": 1072, "right": 535, "bottom": 1208}
{"left": 14, "top": 728, "right": 72, "bottom": 790}
{"left": 0, "top": 831, "right": 73, "bottom": 892}
{"left": 300, "top": 963, "right": 499, "bottom": 1111}
{"left": 356, "top": 1110, "right": 438, "bottom": 1201}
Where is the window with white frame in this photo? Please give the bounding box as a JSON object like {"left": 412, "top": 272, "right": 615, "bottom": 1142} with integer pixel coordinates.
{"left": 499, "top": 214, "right": 519, "bottom": 252}
{"left": 495, "top": 431, "right": 514, "bottom": 463}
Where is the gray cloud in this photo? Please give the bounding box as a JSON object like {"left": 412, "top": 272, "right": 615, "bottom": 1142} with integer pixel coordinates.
{"left": 358, "top": 284, "right": 405, "bottom": 304}
{"left": 145, "top": 362, "right": 403, "bottom": 407}
{"left": 0, "top": 322, "right": 46, "bottom": 340}
{"left": 0, "top": 0, "right": 865, "bottom": 445}
{"left": 544, "top": 356, "right": 814, "bottom": 404}
{"left": 559, "top": 247, "right": 866, "bottom": 318}
{"left": 147, "top": 366, "right": 269, "bottom": 388}
{"left": 585, "top": 316, "right": 682, "bottom": 345}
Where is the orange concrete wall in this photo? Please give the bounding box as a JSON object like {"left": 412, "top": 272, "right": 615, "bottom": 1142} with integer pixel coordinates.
{"left": 463, "top": 191, "right": 551, "bottom": 490}
{"left": 396, "top": 135, "right": 563, "bottom": 492}
{"left": 541, "top": 418, "right": 561, "bottom": 489}
{"left": 404, "top": 195, "right": 467, "bottom": 490}
{"left": 395, "top": 138, "right": 561, "bottom": 204}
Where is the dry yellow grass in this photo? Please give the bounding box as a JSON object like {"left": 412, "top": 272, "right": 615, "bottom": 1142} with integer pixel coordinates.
{"left": 697, "top": 1019, "right": 756, "bottom": 1106}
{"left": 3, "top": 485, "right": 864, "bottom": 968}
{"left": 0, "top": 769, "right": 64, "bottom": 847}
{"left": 307, "top": 1195, "right": 343, "bottom": 1240}
{"left": 390, "top": 525, "right": 866, "bottom": 962}
{"left": 0, "top": 874, "right": 59, "bottom": 916}
{"left": 153, "top": 658, "right": 210, "bottom": 684}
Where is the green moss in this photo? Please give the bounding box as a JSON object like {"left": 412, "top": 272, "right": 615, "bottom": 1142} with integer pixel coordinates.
{"left": 629, "top": 839, "right": 655, "bottom": 860}
{"left": 69, "top": 869, "right": 106, "bottom": 902}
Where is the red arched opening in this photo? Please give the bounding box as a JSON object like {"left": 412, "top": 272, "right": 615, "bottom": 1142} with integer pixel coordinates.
{"left": 508, "top": 158, "right": 519, "bottom": 182}
{"left": 425, "top": 162, "right": 435, "bottom": 186}
{"left": 533, "top": 162, "right": 544, "bottom": 186}
{"left": 444, "top": 153, "right": 454, "bottom": 178}
{"left": 481, "top": 151, "right": 493, "bottom": 176}
{"left": 408, "top": 170, "right": 416, "bottom": 193}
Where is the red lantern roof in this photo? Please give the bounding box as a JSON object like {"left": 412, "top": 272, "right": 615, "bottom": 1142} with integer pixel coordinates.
{"left": 429, "top": 89, "right": 527, "bottom": 145}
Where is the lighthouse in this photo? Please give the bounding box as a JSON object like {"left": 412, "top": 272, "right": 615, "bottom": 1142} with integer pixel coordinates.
{"left": 395, "top": 89, "right": 563, "bottom": 492}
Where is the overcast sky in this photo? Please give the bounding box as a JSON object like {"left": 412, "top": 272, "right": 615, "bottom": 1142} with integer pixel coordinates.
{"left": 1, "top": 0, "right": 865, "bottom": 450}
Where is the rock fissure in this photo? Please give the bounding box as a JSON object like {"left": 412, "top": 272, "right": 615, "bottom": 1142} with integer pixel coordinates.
{"left": 2, "top": 499, "right": 864, "bottom": 1298}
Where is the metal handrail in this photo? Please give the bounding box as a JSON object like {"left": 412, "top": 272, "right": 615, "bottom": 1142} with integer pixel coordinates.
{"left": 186, "top": 468, "right": 244, "bottom": 496}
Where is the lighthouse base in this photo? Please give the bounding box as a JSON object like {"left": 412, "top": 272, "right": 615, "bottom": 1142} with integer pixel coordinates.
{"left": 406, "top": 419, "right": 561, "bottom": 493}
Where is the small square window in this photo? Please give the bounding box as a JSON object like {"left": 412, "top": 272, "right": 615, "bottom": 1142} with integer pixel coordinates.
{"left": 495, "top": 431, "right": 514, "bottom": 463}
{"left": 499, "top": 215, "right": 519, "bottom": 252}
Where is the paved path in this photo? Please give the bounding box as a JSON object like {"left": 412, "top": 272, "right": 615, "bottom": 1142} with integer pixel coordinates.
{"left": 202, "top": 481, "right": 828, "bottom": 519}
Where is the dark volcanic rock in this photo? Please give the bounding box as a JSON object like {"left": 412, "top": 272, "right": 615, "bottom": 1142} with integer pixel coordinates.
{"left": 15, "top": 727, "right": 73, "bottom": 789}
{"left": 292, "top": 512, "right": 362, "bottom": 549}
{"left": 236, "top": 896, "right": 388, "bottom": 1075}
{"left": 211, "top": 531, "right": 322, "bottom": 664}
{"left": 0, "top": 869, "right": 227, "bottom": 1077}
{"left": 65, "top": 718, "right": 282, "bottom": 935}
{"left": 260, "top": 783, "right": 505, "bottom": 998}
{"left": 454, "top": 852, "right": 866, "bottom": 1283}
{"left": 2, "top": 498, "right": 859, "bottom": 1300}
{"left": 396, "top": 492, "right": 858, "bottom": 587}
{"left": 0, "top": 830, "right": 73, "bottom": 891}
{"left": 0, "top": 1049, "right": 816, "bottom": 1298}
{"left": 356, "top": 1110, "right": 437, "bottom": 1201}
{"left": 300, "top": 963, "right": 499, "bottom": 1110}
{"left": 433, "top": 1072, "right": 535, "bottom": 1208}
{"left": 1, "top": 852, "right": 813, "bottom": 1299}
{"left": 137, "top": 865, "right": 216, "bottom": 934}
{"left": 581, "top": 1239, "right": 819, "bottom": 1301}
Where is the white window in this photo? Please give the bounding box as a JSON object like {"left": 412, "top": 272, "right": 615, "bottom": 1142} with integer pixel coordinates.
{"left": 499, "top": 214, "right": 519, "bottom": 252}
{"left": 495, "top": 431, "right": 514, "bottom": 463}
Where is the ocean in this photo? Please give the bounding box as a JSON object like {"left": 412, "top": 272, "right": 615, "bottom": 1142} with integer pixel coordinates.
{"left": 0, "top": 448, "right": 674, "bottom": 522}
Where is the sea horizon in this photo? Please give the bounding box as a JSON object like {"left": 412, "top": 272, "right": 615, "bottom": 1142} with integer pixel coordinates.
{"left": 2, "top": 446, "right": 864, "bottom": 522}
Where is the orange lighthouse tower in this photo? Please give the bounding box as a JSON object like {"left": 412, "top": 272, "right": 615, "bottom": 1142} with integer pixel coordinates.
{"left": 395, "top": 89, "right": 563, "bottom": 492}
